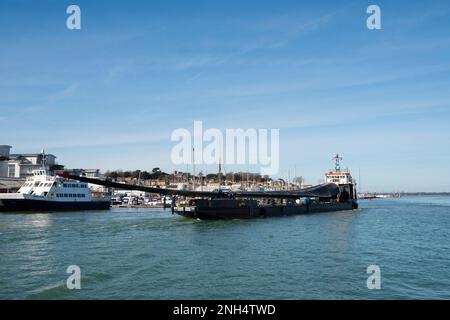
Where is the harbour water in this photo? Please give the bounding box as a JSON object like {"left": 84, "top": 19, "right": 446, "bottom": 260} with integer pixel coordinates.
{"left": 1, "top": 196, "right": 449, "bottom": 300}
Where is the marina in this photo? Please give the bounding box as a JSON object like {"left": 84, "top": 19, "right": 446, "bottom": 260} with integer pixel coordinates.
{"left": 54, "top": 154, "right": 358, "bottom": 219}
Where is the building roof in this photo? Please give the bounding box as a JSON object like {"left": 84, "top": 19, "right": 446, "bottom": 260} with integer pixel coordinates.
{"left": 10, "top": 153, "right": 56, "bottom": 158}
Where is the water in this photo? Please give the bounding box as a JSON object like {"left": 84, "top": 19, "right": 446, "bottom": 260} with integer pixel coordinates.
{"left": 1, "top": 196, "right": 449, "bottom": 300}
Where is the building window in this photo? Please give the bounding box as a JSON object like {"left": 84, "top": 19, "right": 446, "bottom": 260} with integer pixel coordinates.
{"left": 8, "top": 164, "right": 16, "bottom": 177}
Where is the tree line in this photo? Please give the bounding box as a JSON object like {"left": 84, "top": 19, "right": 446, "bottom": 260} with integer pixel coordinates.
{"left": 104, "top": 168, "right": 274, "bottom": 183}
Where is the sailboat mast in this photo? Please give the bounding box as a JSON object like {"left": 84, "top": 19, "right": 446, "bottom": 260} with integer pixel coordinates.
{"left": 218, "top": 157, "right": 222, "bottom": 188}
{"left": 192, "top": 147, "right": 196, "bottom": 191}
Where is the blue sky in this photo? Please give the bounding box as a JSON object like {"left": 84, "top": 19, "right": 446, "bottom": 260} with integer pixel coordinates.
{"left": 1, "top": 0, "right": 450, "bottom": 191}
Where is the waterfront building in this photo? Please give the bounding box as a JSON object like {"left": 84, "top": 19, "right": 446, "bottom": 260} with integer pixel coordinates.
{"left": 0, "top": 145, "right": 62, "bottom": 178}
{"left": 0, "top": 145, "right": 12, "bottom": 177}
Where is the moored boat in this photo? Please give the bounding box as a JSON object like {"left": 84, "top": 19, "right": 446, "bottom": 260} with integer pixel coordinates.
{"left": 0, "top": 169, "right": 110, "bottom": 212}
{"left": 174, "top": 154, "right": 358, "bottom": 220}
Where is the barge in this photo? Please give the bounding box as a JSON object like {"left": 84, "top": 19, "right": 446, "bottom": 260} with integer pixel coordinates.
{"left": 174, "top": 156, "right": 358, "bottom": 219}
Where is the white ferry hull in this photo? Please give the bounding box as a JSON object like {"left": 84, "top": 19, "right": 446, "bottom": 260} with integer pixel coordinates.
{"left": 0, "top": 194, "right": 110, "bottom": 212}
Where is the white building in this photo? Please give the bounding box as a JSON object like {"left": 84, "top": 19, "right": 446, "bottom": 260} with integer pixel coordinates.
{"left": 0, "top": 145, "right": 12, "bottom": 178}
{"left": 0, "top": 145, "right": 59, "bottom": 178}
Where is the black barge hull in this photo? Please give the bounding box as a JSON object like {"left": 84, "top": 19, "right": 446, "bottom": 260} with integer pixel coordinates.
{"left": 176, "top": 201, "right": 358, "bottom": 220}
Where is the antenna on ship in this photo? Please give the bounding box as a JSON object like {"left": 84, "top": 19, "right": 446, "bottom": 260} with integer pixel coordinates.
{"left": 333, "top": 154, "right": 342, "bottom": 172}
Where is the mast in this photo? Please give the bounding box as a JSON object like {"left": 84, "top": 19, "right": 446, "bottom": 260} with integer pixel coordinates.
{"left": 218, "top": 157, "right": 222, "bottom": 189}
{"left": 332, "top": 153, "right": 342, "bottom": 172}
{"left": 40, "top": 149, "right": 46, "bottom": 170}
{"left": 192, "top": 147, "right": 196, "bottom": 191}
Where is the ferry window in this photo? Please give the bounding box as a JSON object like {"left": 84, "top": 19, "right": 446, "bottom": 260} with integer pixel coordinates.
{"left": 82, "top": 194, "right": 85, "bottom": 198}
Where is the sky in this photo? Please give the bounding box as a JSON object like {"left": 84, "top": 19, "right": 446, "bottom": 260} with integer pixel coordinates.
{"left": 1, "top": 0, "right": 450, "bottom": 192}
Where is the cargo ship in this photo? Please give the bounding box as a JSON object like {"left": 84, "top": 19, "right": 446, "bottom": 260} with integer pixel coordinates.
{"left": 174, "top": 154, "right": 358, "bottom": 219}
{"left": 0, "top": 169, "right": 111, "bottom": 212}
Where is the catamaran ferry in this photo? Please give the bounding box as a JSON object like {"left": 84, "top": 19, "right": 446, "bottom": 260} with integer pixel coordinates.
{"left": 0, "top": 169, "right": 111, "bottom": 212}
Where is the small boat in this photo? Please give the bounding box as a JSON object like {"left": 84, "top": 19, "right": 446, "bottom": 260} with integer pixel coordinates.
{"left": 0, "top": 169, "right": 111, "bottom": 212}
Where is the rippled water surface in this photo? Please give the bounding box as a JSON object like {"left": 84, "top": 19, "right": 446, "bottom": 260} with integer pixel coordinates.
{"left": 1, "top": 196, "right": 449, "bottom": 299}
